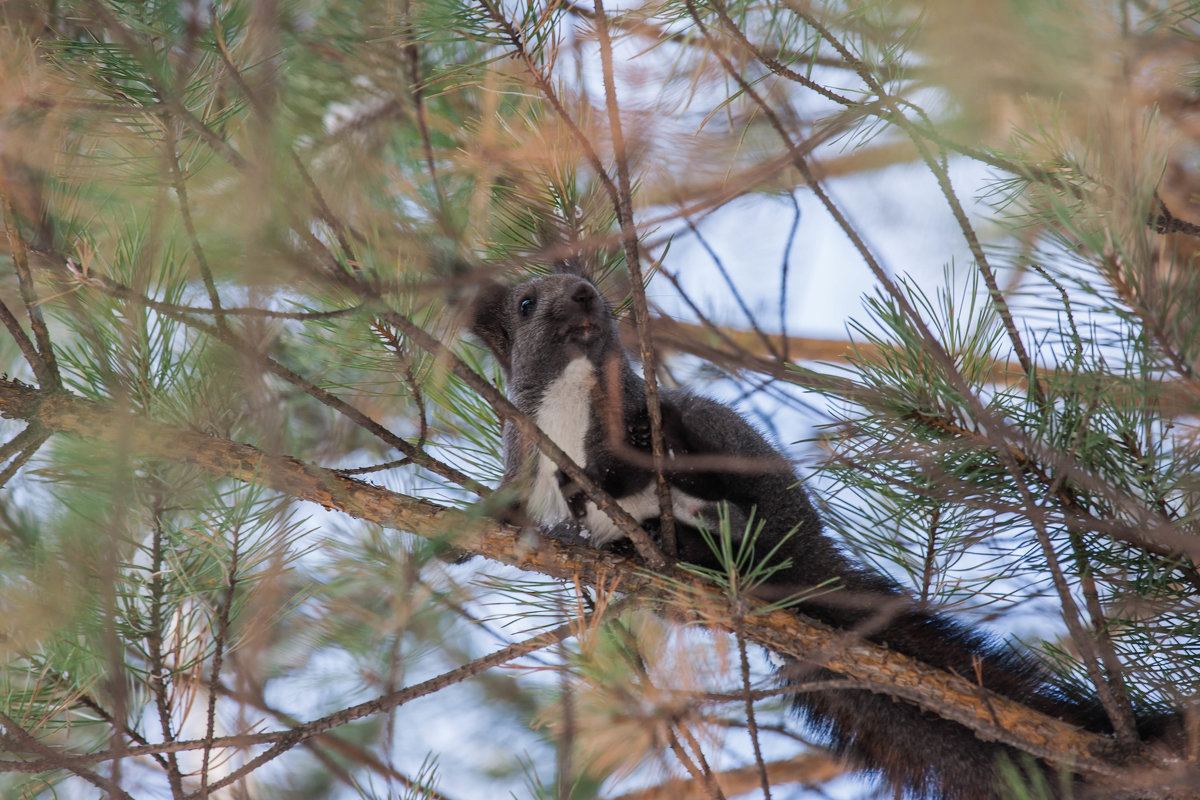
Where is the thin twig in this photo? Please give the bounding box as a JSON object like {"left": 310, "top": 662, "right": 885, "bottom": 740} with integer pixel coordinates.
{"left": 593, "top": 0, "right": 677, "bottom": 556}
{"left": 673, "top": 722, "right": 726, "bottom": 800}
{"left": 0, "top": 710, "right": 135, "bottom": 799}
{"left": 778, "top": 193, "right": 801, "bottom": 363}
{"left": 399, "top": 0, "right": 449, "bottom": 221}
{"left": 1012, "top": 464, "right": 1138, "bottom": 742}
{"left": 373, "top": 322, "right": 430, "bottom": 452}
{"left": 216, "top": 681, "right": 459, "bottom": 800}
{"left": 198, "top": 522, "right": 241, "bottom": 797}
{"left": 918, "top": 507, "right": 941, "bottom": 608}
{"left": 183, "top": 610, "right": 605, "bottom": 798}
{"left": 0, "top": 183, "right": 59, "bottom": 388}
{"left": 683, "top": 216, "right": 779, "bottom": 360}
{"left": 333, "top": 458, "right": 418, "bottom": 476}
{"left": 63, "top": 269, "right": 486, "bottom": 496}
{"left": 734, "top": 612, "right": 772, "bottom": 800}
{"left": 165, "top": 122, "right": 227, "bottom": 337}
{"left": 147, "top": 506, "right": 186, "bottom": 799}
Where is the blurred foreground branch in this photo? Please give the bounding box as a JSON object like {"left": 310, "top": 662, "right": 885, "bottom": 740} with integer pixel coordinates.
{"left": 647, "top": 317, "right": 1200, "bottom": 416}
{"left": 609, "top": 753, "right": 845, "bottom": 800}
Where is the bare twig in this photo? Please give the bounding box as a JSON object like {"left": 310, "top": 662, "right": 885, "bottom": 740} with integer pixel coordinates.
{"left": 198, "top": 523, "right": 240, "bottom": 797}
{"left": 734, "top": 612, "right": 772, "bottom": 800}
{"left": 0, "top": 710, "right": 135, "bottom": 799}
{"left": 146, "top": 506, "right": 185, "bottom": 799}
{"left": 592, "top": 0, "right": 678, "bottom": 557}
{"left": 216, "top": 681, "right": 459, "bottom": 800}
{"left": 397, "top": 0, "right": 449, "bottom": 221}
{"left": 683, "top": 216, "right": 780, "bottom": 361}
{"left": 672, "top": 721, "right": 726, "bottom": 800}
{"left": 0, "top": 180, "right": 59, "bottom": 388}
{"left": 183, "top": 610, "right": 606, "bottom": 798}
{"left": 165, "top": 122, "right": 227, "bottom": 337}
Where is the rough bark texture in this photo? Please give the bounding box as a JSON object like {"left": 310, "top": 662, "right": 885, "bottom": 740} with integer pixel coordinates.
{"left": 0, "top": 378, "right": 1176, "bottom": 789}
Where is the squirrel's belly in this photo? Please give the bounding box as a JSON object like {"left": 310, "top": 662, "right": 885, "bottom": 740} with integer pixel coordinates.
{"left": 525, "top": 356, "right": 711, "bottom": 545}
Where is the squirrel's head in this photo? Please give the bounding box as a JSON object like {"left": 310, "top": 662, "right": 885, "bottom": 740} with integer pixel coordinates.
{"left": 470, "top": 273, "right": 620, "bottom": 392}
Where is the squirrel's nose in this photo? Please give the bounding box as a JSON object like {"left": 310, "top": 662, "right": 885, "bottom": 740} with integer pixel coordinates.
{"left": 570, "top": 280, "right": 597, "bottom": 308}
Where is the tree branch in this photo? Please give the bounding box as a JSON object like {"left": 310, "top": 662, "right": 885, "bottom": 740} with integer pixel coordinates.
{"left": 0, "top": 378, "right": 1168, "bottom": 787}
{"left": 609, "top": 753, "right": 844, "bottom": 800}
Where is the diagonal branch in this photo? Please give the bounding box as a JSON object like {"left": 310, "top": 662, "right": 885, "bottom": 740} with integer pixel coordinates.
{"left": 0, "top": 179, "right": 60, "bottom": 389}
{"left": 609, "top": 754, "right": 844, "bottom": 800}
{"left": 0, "top": 710, "right": 134, "bottom": 799}
{"left": 0, "top": 602, "right": 593, "bottom": 786}
{"left": 57, "top": 266, "right": 486, "bottom": 495}
{"left": 0, "top": 378, "right": 1168, "bottom": 787}
{"left": 216, "top": 680, "right": 459, "bottom": 800}
{"left": 592, "top": 0, "right": 678, "bottom": 557}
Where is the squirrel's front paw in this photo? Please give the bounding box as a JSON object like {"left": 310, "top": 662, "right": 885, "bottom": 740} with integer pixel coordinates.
{"left": 542, "top": 519, "right": 593, "bottom": 546}
{"left": 555, "top": 469, "right": 589, "bottom": 520}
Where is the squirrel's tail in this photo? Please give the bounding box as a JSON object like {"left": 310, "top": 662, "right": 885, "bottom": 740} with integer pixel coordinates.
{"left": 783, "top": 596, "right": 1121, "bottom": 800}
{"left": 790, "top": 663, "right": 1035, "bottom": 800}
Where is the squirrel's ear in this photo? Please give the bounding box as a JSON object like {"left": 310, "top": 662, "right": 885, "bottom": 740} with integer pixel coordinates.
{"left": 470, "top": 281, "right": 512, "bottom": 371}
{"left": 553, "top": 256, "right": 589, "bottom": 279}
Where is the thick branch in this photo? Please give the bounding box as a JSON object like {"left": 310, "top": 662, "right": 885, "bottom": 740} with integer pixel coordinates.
{"left": 0, "top": 379, "right": 1163, "bottom": 784}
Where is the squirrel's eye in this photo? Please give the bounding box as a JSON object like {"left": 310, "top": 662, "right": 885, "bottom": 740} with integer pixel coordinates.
{"left": 519, "top": 297, "right": 536, "bottom": 318}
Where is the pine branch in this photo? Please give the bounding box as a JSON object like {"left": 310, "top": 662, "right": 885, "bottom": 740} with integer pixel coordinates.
{"left": 645, "top": 317, "right": 1043, "bottom": 387}
{"left": 646, "top": 318, "right": 1200, "bottom": 575}
{"left": 608, "top": 753, "right": 844, "bottom": 800}
{"left": 0, "top": 378, "right": 1171, "bottom": 788}
{"left": 54, "top": 263, "right": 486, "bottom": 495}
{"left": 0, "top": 605, "right": 590, "bottom": 783}
{"left": 216, "top": 680, "right": 459, "bottom": 800}
{"left": 0, "top": 710, "right": 135, "bottom": 799}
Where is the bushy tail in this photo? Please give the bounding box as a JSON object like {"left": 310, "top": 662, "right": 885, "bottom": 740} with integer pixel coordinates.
{"left": 783, "top": 596, "right": 1111, "bottom": 800}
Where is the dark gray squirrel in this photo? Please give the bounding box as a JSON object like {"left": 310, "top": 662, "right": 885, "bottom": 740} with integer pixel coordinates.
{"left": 470, "top": 269, "right": 1173, "bottom": 800}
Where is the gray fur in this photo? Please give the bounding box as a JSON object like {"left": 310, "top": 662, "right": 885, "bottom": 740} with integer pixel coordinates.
{"left": 471, "top": 273, "right": 734, "bottom": 543}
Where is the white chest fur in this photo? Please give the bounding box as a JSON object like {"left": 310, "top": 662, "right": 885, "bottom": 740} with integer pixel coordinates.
{"left": 525, "top": 357, "right": 710, "bottom": 546}
{"left": 526, "top": 357, "right": 596, "bottom": 528}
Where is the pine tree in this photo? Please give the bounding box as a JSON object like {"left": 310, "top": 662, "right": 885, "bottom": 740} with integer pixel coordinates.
{"left": 0, "top": 0, "right": 1198, "bottom": 797}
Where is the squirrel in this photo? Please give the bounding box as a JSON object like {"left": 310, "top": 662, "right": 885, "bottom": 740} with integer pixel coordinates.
{"left": 469, "top": 268, "right": 1168, "bottom": 800}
